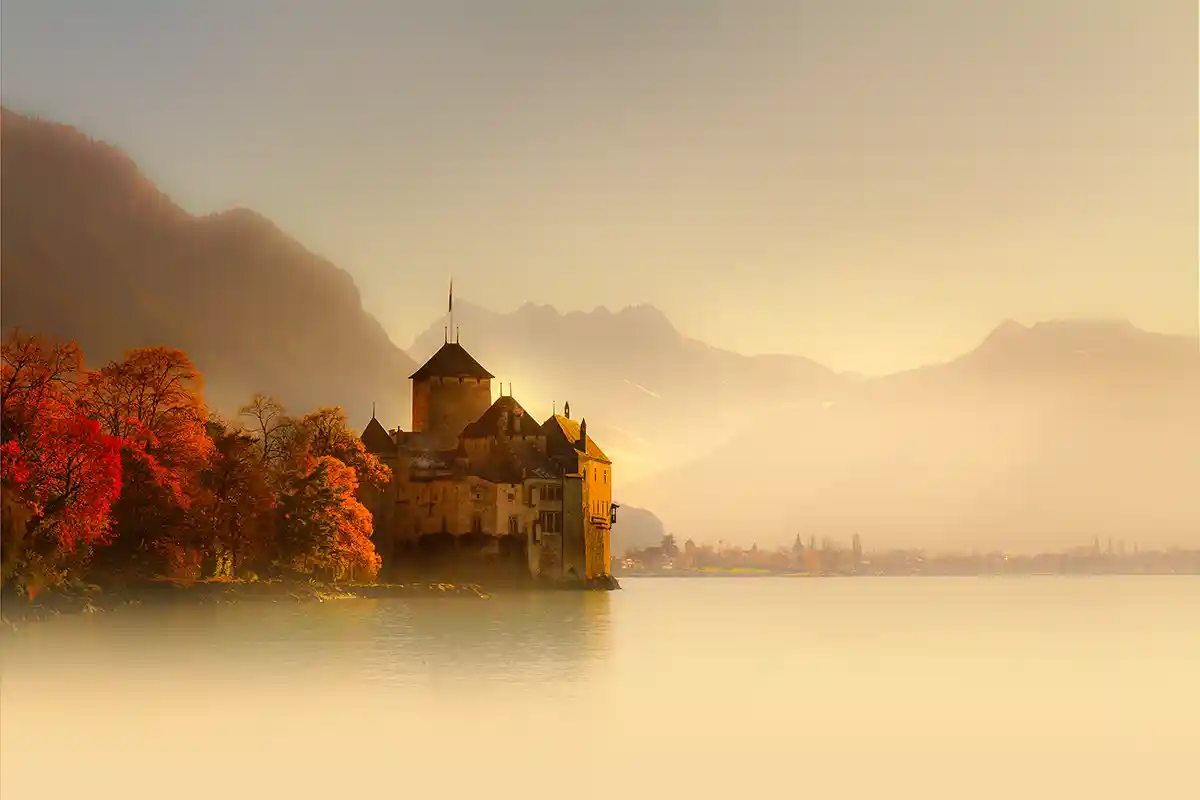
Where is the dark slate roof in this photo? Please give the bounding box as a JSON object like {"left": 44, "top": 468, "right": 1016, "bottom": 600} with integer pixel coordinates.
{"left": 468, "top": 439, "right": 562, "bottom": 484}
{"left": 409, "top": 342, "right": 495, "bottom": 380}
{"left": 461, "top": 395, "right": 544, "bottom": 439}
{"left": 542, "top": 414, "right": 611, "bottom": 464}
{"left": 360, "top": 417, "right": 395, "bottom": 454}
{"left": 504, "top": 439, "right": 562, "bottom": 480}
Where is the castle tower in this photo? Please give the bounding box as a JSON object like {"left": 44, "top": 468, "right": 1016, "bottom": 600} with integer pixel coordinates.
{"left": 410, "top": 341, "right": 494, "bottom": 449}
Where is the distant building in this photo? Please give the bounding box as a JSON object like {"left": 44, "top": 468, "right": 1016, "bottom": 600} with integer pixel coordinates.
{"left": 359, "top": 333, "right": 615, "bottom": 583}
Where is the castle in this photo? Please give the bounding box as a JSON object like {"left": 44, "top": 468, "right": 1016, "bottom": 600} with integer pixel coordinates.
{"left": 358, "top": 331, "right": 616, "bottom": 584}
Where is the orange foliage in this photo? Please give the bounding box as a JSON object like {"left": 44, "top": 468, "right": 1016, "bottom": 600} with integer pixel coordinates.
{"left": 297, "top": 406, "right": 391, "bottom": 491}
{"left": 83, "top": 346, "right": 214, "bottom": 503}
{"left": 78, "top": 347, "right": 215, "bottom": 576}
{"left": 278, "top": 456, "right": 380, "bottom": 582}
{"left": 2, "top": 330, "right": 386, "bottom": 589}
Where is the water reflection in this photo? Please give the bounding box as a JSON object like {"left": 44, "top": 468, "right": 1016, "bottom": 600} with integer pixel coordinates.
{"left": 1, "top": 589, "right": 613, "bottom": 690}
{"left": 5, "top": 578, "right": 1193, "bottom": 799}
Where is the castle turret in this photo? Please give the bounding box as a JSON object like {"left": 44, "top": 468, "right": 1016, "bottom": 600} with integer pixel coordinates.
{"left": 410, "top": 342, "right": 494, "bottom": 449}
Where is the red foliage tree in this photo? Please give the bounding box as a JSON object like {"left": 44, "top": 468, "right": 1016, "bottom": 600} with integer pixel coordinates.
{"left": 2, "top": 414, "right": 123, "bottom": 550}
{"left": 83, "top": 346, "right": 214, "bottom": 499}
{"left": 81, "top": 346, "right": 215, "bottom": 575}
{"left": 1, "top": 331, "right": 123, "bottom": 592}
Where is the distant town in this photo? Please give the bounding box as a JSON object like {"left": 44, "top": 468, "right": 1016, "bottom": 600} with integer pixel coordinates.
{"left": 615, "top": 535, "right": 1200, "bottom": 577}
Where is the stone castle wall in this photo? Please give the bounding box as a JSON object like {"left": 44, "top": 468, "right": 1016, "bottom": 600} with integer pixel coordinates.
{"left": 411, "top": 376, "right": 492, "bottom": 448}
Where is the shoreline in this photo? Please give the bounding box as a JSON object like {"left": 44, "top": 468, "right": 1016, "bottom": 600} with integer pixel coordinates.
{"left": 0, "top": 574, "right": 621, "bottom": 632}
{"left": 616, "top": 569, "right": 1200, "bottom": 578}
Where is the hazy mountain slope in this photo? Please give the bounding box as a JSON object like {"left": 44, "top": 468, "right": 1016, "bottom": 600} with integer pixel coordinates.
{"left": 0, "top": 107, "right": 416, "bottom": 424}
{"left": 610, "top": 504, "right": 668, "bottom": 556}
{"left": 623, "top": 321, "right": 1200, "bottom": 553}
{"left": 410, "top": 300, "right": 847, "bottom": 481}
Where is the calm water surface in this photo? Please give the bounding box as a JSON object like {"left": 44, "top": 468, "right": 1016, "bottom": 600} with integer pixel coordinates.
{"left": 2, "top": 577, "right": 1197, "bottom": 799}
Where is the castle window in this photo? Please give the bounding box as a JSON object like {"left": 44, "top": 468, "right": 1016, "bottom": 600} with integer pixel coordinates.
{"left": 471, "top": 516, "right": 483, "bottom": 534}
{"left": 538, "top": 510, "right": 561, "bottom": 533}
{"left": 508, "top": 516, "right": 519, "bottom": 535}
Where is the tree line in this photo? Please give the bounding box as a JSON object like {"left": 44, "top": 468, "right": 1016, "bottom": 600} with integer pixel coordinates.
{"left": 1, "top": 330, "right": 391, "bottom": 598}
{"left": 619, "top": 533, "right": 866, "bottom": 574}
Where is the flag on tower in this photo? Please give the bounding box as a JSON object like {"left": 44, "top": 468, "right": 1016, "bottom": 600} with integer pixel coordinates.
{"left": 448, "top": 278, "right": 453, "bottom": 313}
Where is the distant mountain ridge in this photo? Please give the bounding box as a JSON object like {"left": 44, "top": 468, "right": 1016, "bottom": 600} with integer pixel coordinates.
{"left": 409, "top": 299, "right": 846, "bottom": 481}
{"left": 623, "top": 319, "right": 1200, "bottom": 552}
{"left": 4, "top": 106, "right": 1195, "bottom": 553}
{"left": 0, "top": 106, "right": 417, "bottom": 423}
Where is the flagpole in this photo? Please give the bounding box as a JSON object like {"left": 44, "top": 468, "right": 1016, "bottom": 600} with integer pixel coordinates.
{"left": 448, "top": 278, "right": 454, "bottom": 343}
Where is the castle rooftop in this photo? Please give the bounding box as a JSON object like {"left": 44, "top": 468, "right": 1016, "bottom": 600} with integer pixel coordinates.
{"left": 410, "top": 341, "right": 495, "bottom": 381}
{"left": 544, "top": 414, "right": 611, "bottom": 464}
{"left": 462, "top": 395, "right": 543, "bottom": 438}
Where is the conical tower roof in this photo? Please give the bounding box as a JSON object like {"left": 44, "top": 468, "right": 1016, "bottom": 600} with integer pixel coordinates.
{"left": 361, "top": 416, "right": 395, "bottom": 454}
{"left": 409, "top": 342, "right": 494, "bottom": 380}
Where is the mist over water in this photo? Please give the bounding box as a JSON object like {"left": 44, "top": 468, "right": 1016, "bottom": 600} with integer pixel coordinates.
{"left": 3, "top": 577, "right": 1196, "bottom": 799}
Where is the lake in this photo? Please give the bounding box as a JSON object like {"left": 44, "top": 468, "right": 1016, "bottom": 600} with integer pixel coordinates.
{"left": 2, "top": 576, "right": 1196, "bottom": 799}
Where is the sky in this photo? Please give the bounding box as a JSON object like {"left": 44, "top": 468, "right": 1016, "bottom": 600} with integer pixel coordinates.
{"left": 2, "top": 0, "right": 1195, "bottom": 374}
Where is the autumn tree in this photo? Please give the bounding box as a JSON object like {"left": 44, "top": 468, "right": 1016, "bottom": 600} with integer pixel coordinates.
{"left": 1, "top": 329, "right": 84, "bottom": 436}
{"left": 295, "top": 406, "right": 390, "bottom": 491}
{"left": 276, "top": 456, "right": 380, "bottom": 582}
{"left": 190, "top": 419, "right": 276, "bottom": 578}
{"left": 82, "top": 346, "right": 214, "bottom": 577}
{"left": 1, "top": 331, "right": 123, "bottom": 594}
{"left": 239, "top": 394, "right": 306, "bottom": 482}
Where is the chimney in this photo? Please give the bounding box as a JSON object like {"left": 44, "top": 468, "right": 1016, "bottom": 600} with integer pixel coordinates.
{"left": 576, "top": 417, "right": 587, "bottom": 451}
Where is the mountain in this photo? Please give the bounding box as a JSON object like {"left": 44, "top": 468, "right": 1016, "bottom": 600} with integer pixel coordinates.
{"left": 410, "top": 300, "right": 846, "bottom": 482}
{"left": 0, "top": 107, "right": 416, "bottom": 424}
{"left": 623, "top": 320, "right": 1200, "bottom": 553}
{"left": 610, "top": 504, "right": 668, "bottom": 557}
